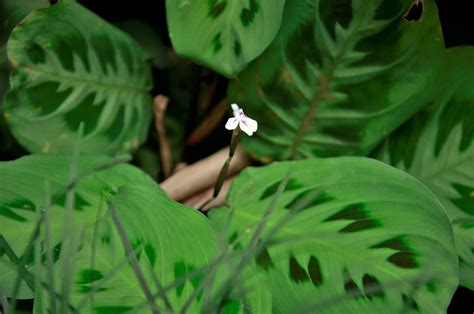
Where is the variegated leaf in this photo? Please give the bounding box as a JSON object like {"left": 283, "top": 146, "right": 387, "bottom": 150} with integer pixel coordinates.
{"left": 376, "top": 47, "right": 474, "bottom": 290}
{"left": 209, "top": 157, "right": 458, "bottom": 312}
{"left": 166, "top": 0, "right": 286, "bottom": 77}
{"left": 3, "top": 1, "right": 153, "bottom": 155}
{"left": 229, "top": 0, "right": 445, "bottom": 161}
{"left": 0, "top": 154, "right": 155, "bottom": 298}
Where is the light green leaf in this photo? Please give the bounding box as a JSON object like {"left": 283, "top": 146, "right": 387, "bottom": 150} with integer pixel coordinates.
{"left": 166, "top": 0, "right": 286, "bottom": 77}
{"left": 375, "top": 47, "right": 474, "bottom": 290}
{"left": 0, "top": 154, "right": 156, "bottom": 299}
{"left": 228, "top": 0, "right": 445, "bottom": 161}
{"left": 0, "top": 154, "right": 272, "bottom": 313}
{"left": 59, "top": 184, "right": 218, "bottom": 313}
{"left": 209, "top": 157, "right": 458, "bottom": 312}
{"left": 3, "top": 0, "right": 153, "bottom": 155}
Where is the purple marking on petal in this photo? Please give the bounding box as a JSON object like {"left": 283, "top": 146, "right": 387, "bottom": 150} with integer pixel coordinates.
{"left": 241, "top": 119, "right": 248, "bottom": 126}
{"left": 239, "top": 109, "right": 244, "bottom": 116}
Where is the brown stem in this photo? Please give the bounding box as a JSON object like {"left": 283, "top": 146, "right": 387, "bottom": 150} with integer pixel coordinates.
{"left": 153, "top": 95, "right": 172, "bottom": 178}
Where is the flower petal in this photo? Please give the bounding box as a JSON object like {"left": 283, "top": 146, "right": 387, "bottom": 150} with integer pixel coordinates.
{"left": 239, "top": 117, "right": 257, "bottom": 136}
{"left": 244, "top": 117, "right": 258, "bottom": 133}
{"left": 225, "top": 117, "right": 239, "bottom": 130}
{"left": 231, "top": 103, "right": 240, "bottom": 113}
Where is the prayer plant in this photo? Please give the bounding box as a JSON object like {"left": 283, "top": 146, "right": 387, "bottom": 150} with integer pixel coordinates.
{"left": 0, "top": 0, "right": 472, "bottom": 313}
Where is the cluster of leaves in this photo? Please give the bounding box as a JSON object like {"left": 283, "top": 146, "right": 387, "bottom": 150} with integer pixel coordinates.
{"left": 0, "top": 0, "right": 472, "bottom": 313}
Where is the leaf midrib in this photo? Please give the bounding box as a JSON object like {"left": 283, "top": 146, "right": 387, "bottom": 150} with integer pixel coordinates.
{"left": 289, "top": 2, "right": 373, "bottom": 158}
{"left": 19, "top": 65, "right": 148, "bottom": 95}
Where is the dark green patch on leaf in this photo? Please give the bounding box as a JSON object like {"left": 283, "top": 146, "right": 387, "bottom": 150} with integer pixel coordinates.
{"left": 63, "top": 93, "right": 105, "bottom": 135}
{"left": 402, "top": 293, "right": 419, "bottom": 310}
{"left": 284, "top": 190, "right": 334, "bottom": 212}
{"left": 53, "top": 192, "right": 91, "bottom": 211}
{"left": 284, "top": 18, "right": 321, "bottom": 83}
{"left": 386, "top": 109, "right": 431, "bottom": 168}
{"left": 426, "top": 281, "right": 437, "bottom": 292}
{"left": 174, "top": 261, "right": 187, "bottom": 297}
{"left": 324, "top": 203, "right": 368, "bottom": 222}
{"left": 308, "top": 255, "right": 323, "bottom": 286}
{"left": 90, "top": 34, "right": 117, "bottom": 75}
{"left": 210, "top": 2, "right": 226, "bottom": 18}
{"left": 24, "top": 81, "right": 73, "bottom": 116}
{"left": 375, "top": 0, "right": 406, "bottom": 20}
{"left": 101, "top": 234, "right": 111, "bottom": 244}
{"left": 339, "top": 219, "right": 380, "bottom": 233}
{"left": 319, "top": 0, "right": 353, "bottom": 39}
{"left": 77, "top": 269, "right": 104, "bottom": 284}
{"left": 220, "top": 299, "right": 240, "bottom": 314}
{"left": 228, "top": 231, "right": 242, "bottom": 251}
{"left": 144, "top": 243, "right": 156, "bottom": 267}
{"left": 387, "top": 252, "right": 418, "bottom": 269}
{"left": 353, "top": 17, "right": 403, "bottom": 66}
{"left": 362, "top": 274, "right": 384, "bottom": 299}
{"left": 450, "top": 183, "right": 474, "bottom": 215}
{"left": 174, "top": 261, "right": 202, "bottom": 299}
{"left": 25, "top": 42, "right": 46, "bottom": 64}
{"left": 0, "top": 198, "right": 36, "bottom": 222}
{"left": 0, "top": 206, "right": 27, "bottom": 222}
{"left": 289, "top": 255, "right": 309, "bottom": 283}
{"left": 240, "top": 0, "right": 259, "bottom": 27}
{"left": 103, "top": 106, "right": 125, "bottom": 141}
{"left": 370, "top": 236, "right": 410, "bottom": 251}
{"left": 95, "top": 306, "right": 133, "bottom": 314}
{"left": 41, "top": 242, "right": 62, "bottom": 264}
{"left": 343, "top": 270, "right": 363, "bottom": 297}
{"left": 77, "top": 285, "right": 107, "bottom": 294}
{"left": 234, "top": 40, "right": 242, "bottom": 57}
{"left": 130, "top": 238, "right": 143, "bottom": 261}
{"left": 211, "top": 33, "right": 223, "bottom": 53}
{"left": 259, "top": 178, "right": 303, "bottom": 201}
{"left": 255, "top": 247, "right": 274, "bottom": 271}
{"left": 4, "top": 199, "right": 36, "bottom": 212}
{"left": 53, "top": 38, "right": 75, "bottom": 72}
{"left": 435, "top": 97, "right": 474, "bottom": 156}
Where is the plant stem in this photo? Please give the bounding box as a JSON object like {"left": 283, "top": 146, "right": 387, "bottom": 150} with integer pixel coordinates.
{"left": 197, "top": 128, "right": 240, "bottom": 211}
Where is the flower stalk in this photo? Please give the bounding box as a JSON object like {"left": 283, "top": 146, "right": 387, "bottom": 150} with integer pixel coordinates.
{"left": 197, "top": 103, "right": 256, "bottom": 211}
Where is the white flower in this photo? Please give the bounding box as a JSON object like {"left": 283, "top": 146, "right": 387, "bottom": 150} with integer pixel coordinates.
{"left": 225, "top": 103, "right": 258, "bottom": 136}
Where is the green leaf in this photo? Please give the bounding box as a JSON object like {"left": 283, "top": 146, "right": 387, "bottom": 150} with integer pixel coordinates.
{"left": 228, "top": 0, "right": 445, "bottom": 161}
{"left": 0, "top": 154, "right": 272, "bottom": 313}
{"left": 3, "top": 0, "right": 153, "bottom": 155}
{"left": 60, "top": 184, "right": 218, "bottom": 313}
{"left": 166, "top": 0, "right": 286, "bottom": 77}
{"left": 0, "top": 154, "right": 156, "bottom": 298}
{"left": 375, "top": 47, "right": 474, "bottom": 290}
{"left": 209, "top": 157, "right": 458, "bottom": 312}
